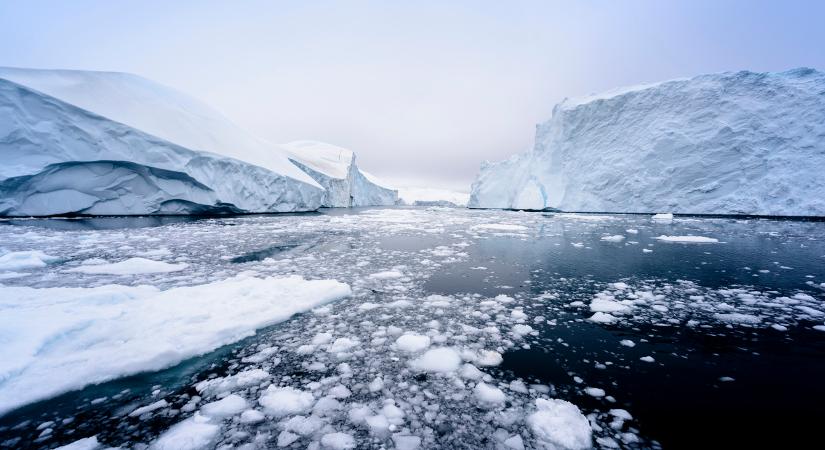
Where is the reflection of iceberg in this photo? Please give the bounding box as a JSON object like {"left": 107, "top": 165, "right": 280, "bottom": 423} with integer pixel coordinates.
{"left": 0, "top": 68, "right": 324, "bottom": 216}
{"left": 470, "top": 68, "right": 825, "bottom": 216}
{"left": 284, "top": 141, "right": 398, "bottom": 207}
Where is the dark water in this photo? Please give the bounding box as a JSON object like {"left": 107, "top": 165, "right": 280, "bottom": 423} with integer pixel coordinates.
{"left": 1, "top": 211, "right": 824, "bottom": 449}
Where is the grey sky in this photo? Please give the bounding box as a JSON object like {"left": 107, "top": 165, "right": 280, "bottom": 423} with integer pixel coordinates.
{"left": 2, "top": 0, "right": 824, "bottom": 191}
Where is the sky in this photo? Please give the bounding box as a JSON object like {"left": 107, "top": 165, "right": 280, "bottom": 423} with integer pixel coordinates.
{"left": 1, "top": 0, "right": 824, "bottom": 191}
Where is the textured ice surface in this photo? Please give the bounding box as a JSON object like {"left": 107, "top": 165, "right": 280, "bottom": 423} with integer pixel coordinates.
{"left": 1, "top": 208, "right": 824, "bottom": 449}
{"left": 470, "top": 68, "right": 825, "bottom": 216}
{"left": 0, "top": 69, "right": 325, "bottom": 215}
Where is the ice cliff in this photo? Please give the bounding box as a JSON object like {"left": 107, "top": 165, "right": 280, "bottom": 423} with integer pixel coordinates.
{"left": 469, "top": 68, "right": 825, "bottom": 216}
{"left": 283, "top": 141, "right": 398, "bottom": 207}
{"left": 0, "top": 68, "right": 325, "bottom": 216}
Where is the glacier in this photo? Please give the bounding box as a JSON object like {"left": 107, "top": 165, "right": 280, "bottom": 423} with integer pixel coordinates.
{"left": 0, "top": 68, "right": 326, "bottom": 216}
{"left": 283, "top": 141, "right": 398, "bottom": 207}
{"left": 469, "top": 68, "right": 825, "bottom": 216}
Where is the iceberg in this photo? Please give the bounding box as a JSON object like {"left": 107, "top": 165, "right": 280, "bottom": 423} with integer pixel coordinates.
{"left": 469, "top": 68, "right": 825, "bottom": 216}
{"left": 283, "top": 140, "right": 398, "bottom": 207}
{"left": 0, "top": 68, "right": 325, "bottom": 216}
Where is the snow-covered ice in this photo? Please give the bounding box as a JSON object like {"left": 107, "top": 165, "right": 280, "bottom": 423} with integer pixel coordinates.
{"left": 0, "top": 275, "right": 350, "bottom": 415}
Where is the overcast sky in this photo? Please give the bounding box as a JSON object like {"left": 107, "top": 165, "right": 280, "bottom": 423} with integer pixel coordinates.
{"left": 2, "top": 0, "right": 824, "bottom": 191}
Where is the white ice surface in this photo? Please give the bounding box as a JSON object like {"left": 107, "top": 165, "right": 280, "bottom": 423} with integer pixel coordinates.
{"left": 65, "top": 257, "right": 188, "bottom": 275}
{"left": 0, "top": 274, "right": 350, "bottom": 415}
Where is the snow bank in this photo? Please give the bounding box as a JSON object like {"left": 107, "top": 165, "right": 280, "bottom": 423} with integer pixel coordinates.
{"left": 283, "top": 141, "right": 398, "bottom": 207}
{"left": 0, "top": 69, "right": 324, "bottom": 216}
{"left": 0, "top": 275, "right": 351, "bottom": 415}
{"left": 469, "top": 68, "right": 825, "bottom": 216}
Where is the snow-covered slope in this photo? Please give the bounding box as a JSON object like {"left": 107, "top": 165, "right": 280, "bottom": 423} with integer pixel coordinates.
{"left": 284, "top": 141, "right": 398, "bottom": 207}
{"left": 0, "top": 67, "right": 318, "bottom": 188}
{"left": 469, "top": 68, "right": 825, "bottom": 216}
{"left": 0, "top": 78, "right": 324, "bottom": 215}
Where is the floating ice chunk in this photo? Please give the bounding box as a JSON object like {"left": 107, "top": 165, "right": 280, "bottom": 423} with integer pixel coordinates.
{"left": 588, "top": 312, "right": 619, "bottom": 323}
{"left": 471, "top": 224, "right": 529, "bottom": 232}
{"left": 392, "top": 434, "right": 422, "bottom": 450}
{"left": 475, "top": 350, "right": 504, "bottom": 366}
{"left": 459, "top": 364, "right": 484, "bottom": 380}
{"left": 719, "top": 376, "right": 735, "bottom": 382}
{"left": 600, "top": 235, "right": 625, "bottom": 242}
{"left": 328, "top": 337, "right": 360, "bottom": 353}
{"left": 474, "top": 382, "right": 507, "bottom": 405}
{"left": 609, "top": 409, "right": 633, "bottom": 420}
{"left": 150, "top": 413, "right": 219, "bottom": 450}
{"left": 369, "top": 270, "right": 403, "bottom": 279}
{"left": 619, "top": 340, "right": 636, "bottom": 347}
{"left": 713, "top": 313, "right": 761, "bottom": 324}
{"left": 258, "top": 386, "right": 315, "bottom": 417}
{"left": 527, "top": 398, "right": 592, "bottom": 450}
{"left": 626, "top": 229, "right": 639, "bottom": 234}
{"left": 66, "top": 257, "right": 188, "bottom": 275}
{"left": 590, "top": 298, "right": 630, "bottom": 314}
{"left": 196, "top": 369, "right": 269, "bottom": 396}
{"left": 358, "top": 302, "right": 381, "bottom": 311}
{"left": 328, "top": 385, "right": 352, "bottom": 399}
{"left": 503, "top": 435, "right": 525, "bottom": 450}
{"left": 409, "top": 347, "right": 461, "bottom": 372}
{"left": 239, "top": 409, "right": 265, "bottom": 424}
{"left": 129, "top": 399, "right": 169, "bottom": 417}
{"left": 640, "top": 356, "right": 656, "bottom": 363}
{"left": 512, "top": 324, "right": 534, "bottom": 336}
{"left": 320, "top": 432, "right": 356, "bottom": 449}
{"left": 813, "top": 325, "right": 825, "bottom": 332}
{"left": 368, "top": 377, "right": 384, "bottom": 392}
{"left": 652, "top": 213, "right": 674, "bottom": 221}
{"left": 312, "top": 332, "right": 333, "bottom": 345}
{"left": 584, "top": 387, "right": 605, "bottom": 397}
{"left": 654, "top": 235, "right": 719, "bottom": 243}
{"left": 277, "top": 431, "right": 300, "bottom": 447}
{"left": 771, "top": 324, "right": 788, "bottom": 332}
{"left": 54, "top": 436, "right": 100, "bottom": 450}
{"left": 395, "top": 334, "right": 431, "bottom": 353}
{"left": 200, "top": 394, "right": 248, "bottom": 418}
{"left": 0, "top": 250, "right": 58, "bottom": 271}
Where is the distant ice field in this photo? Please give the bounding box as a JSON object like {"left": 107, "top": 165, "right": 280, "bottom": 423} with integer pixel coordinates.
{"left": 1, "top": 208, "right": 824, "bottom": 449}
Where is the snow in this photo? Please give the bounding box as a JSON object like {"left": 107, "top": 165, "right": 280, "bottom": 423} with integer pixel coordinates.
{"left": 527, "top": 398, "right": 592, "bottom": 450}
{"left": 654, "top": 235, "right": 719, "bottom": 243}
{"left": 66, "top": 257, "right": 187, "bottom": 275}
{"left": 0, "top": 275, "right": 350, "bottom": 415}
{"left": 469, "top": 68, "right": 825, "bottom": 216}
{"left": 409, "top": 347, "right": 461, "bottom": 372}
{"left": 0, "top": 69, "right": 324, "bottom": 215}
{"left": 395, "top": 333, "right": 431, "bottom": 352}
{"left": 0, "top": 250, "right": 57, "bottom": 270}
{"left": 283, "top": 141, "right": 398, "bottom": 207}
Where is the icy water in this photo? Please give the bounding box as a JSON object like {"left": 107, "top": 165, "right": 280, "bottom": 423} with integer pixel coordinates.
{"left": 1, "top": 208, "right": 825, "bottom": 449}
